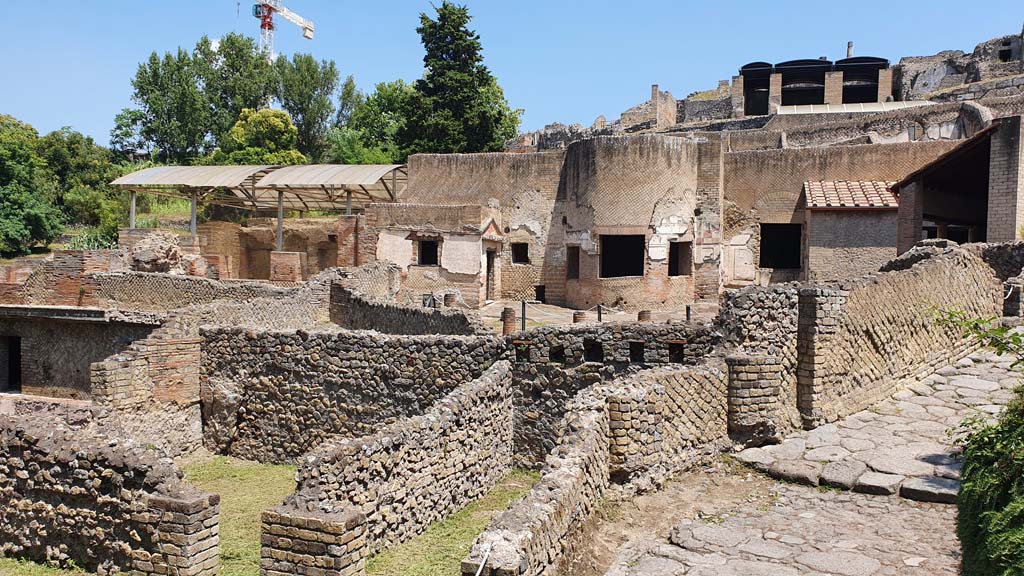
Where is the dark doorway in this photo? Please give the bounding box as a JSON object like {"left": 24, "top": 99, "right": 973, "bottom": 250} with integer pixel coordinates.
{"left": 668, "top": 241, "right": 692, "bottom": 276}
{"left": 418, "top": 240, "right": 439, "bottom": 266}
{"left": 600, "top": 235, "right": 645, "bottom": 278}
{"left": 511, "top": 243, "right": 530, "bottom": 264}
{"left": 566, "top": 246, "right": 580, "bottom": 279}
{"left": 485, "top": 250, "right": 496, "bottom": 301}
{"left": 3, "top": 337, "right": 22, "bottom": 393}
{"left": 759, "top": 224, "right": 802, "bottom": 269}
{"left": 534, "top": 285, "right": 546, "bottom": 303}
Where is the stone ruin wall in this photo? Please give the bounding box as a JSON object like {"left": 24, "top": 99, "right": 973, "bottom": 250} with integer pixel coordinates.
{"left": 0, "top": 415, "right": 219, "bottom": 576}
{"left": 261, "top": 361, "right": 513, "bottom": 576}
{"left": 329, "top": 282, "right": 488, "bottom": 336}
{"left": 200, "top": 326, "right": 502, "bottom": 463}
{"left": 796, "top": 247, "right": 1003, "bottom": 426}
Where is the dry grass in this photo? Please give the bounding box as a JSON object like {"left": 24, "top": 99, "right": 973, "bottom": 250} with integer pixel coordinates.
{"left": 366, "top": 469, "right": 539, "bottom": 576}
{"left": 0, "top": 559, "right": 82, "bottom": 576}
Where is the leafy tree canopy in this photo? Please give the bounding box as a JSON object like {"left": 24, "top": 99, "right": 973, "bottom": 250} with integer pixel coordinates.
{"left": 194, "top": 33, "right": 276, "bottom": 146}
{"left": 397, "top": 2, "right": 520, "bottom": 156}
{"left": 131, "top": 48, "right": 209, "bottom": 163}
{"left": 275, "top": 54, "right": 339, "bottom": 162}
{"left": 203, "top": 108, "right": 307, "bottom": 166}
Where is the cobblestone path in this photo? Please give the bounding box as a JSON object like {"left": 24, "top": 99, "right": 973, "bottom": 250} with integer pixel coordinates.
{"left": 600, "top": 348, "right": 1021, "bottom": 575}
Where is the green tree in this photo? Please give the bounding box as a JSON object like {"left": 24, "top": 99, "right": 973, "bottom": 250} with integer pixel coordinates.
{"left": 335, "top": 75, "right": 363, "bottom": 128}
{"left": 109, "top": 108, "right": 148, "bottom": 160}
{"left": 325, "top": 127, "right": 393, "bottom": 165}
{"left": 326, "top": 80, "right": 413, "bottom": 164}
{"left": 397, "top": 2, "right": 520, "bottom": 155}
{"left": 194, "top": 33, "right": 276, "bottom": 147}
{"left": 131, "top": 48, "right": 209, "bottom": 162}
{"left": 0, "top": 115, "right": 63, "bottom": 256}
{"left": 36, "top": 127, "right": 118, "bottom": 220}
{"left": 204, "top": 108, "right": 307, "bottom": 165}
{"left": 275, "top": 54, "right": 339, "bottom": 162}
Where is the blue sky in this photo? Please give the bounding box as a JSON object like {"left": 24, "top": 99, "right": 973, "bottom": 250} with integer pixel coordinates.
{"left": 1, "top": 1, "right": 1020, "bottom": 145}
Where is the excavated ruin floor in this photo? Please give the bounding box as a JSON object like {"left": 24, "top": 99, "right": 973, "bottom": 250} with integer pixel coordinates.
{"left": 584, "top": 348, "right": 1023, "bottom": 576}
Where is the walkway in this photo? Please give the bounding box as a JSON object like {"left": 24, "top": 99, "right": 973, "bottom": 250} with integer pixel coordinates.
{"left": 596, "top": 347, "right": 1020, "bottom": 576}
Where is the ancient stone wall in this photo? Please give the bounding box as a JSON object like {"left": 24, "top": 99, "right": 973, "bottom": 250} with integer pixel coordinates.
{"left": 200, "top": 326, "right": 501, "bottom": 463}
{"left": 84, "top": 271, "right": 294, "bottom": 312}
{"left": 260, "top": 361, "right": 512, "bottom": 575}
{"left": 329, "top": 282, "right": 487, "bottom": 335}
{"left": 805, "top": 209, "right": 899, "bottom": 281}
{"left": 796, "top": 248, "right": 1002, "bottom": 426}
{"left": 507, "top": 320, "right": 719, "bottom": 465}
{"left": 0, "top": 416, "right": 219, "bottom": 575}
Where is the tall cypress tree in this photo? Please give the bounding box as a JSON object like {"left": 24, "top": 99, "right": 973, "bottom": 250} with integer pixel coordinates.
{"left": 397, "top": 2, "right": 520, "bottom": 156}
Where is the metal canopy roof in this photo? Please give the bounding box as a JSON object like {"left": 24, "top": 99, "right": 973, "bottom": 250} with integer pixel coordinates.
{"left": 110, "top": 164, "right": 407, "bottom": 211}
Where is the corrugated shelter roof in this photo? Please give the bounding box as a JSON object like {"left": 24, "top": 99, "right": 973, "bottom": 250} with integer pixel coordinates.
{"left": 804, "top": 180, "right": 898, "bottom": 209}
{"left": 110, "top": 164, "right": 406, "bottom": 211}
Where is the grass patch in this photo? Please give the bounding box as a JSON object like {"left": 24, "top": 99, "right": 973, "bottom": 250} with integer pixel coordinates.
{"left": 183, "top": 455, "right": 297, "bottom": 576}
{"left": 365, "top": 469, "right": 539, "bottom": 576}
{"left": 0, "top": 558, "right": 83, "bottom": 576}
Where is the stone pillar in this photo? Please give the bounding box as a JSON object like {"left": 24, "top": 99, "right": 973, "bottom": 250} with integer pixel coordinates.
{"left": 726, "top": 354, "right": 783, "bottom": 444}
{"left": 935, "top": 221, "right": 949, "bottom": 239}
{"left": 269, "top": 251, "right": 305, "bottom": 282}
{"left": 146, "top": 493, "right": 221, "bottom": 576}
{"left": 260, "top": 506, "right": 367, "bottom": 576}
{"left": 443, "top": 293, "right": 456, "bottom": 307}
{"left": 731, "top": 75, "right": 745, "bottom": 118}
{"left": 877, "top": 68, "right": 894, "bottom": 102}
{"left": 796, "top": 286, "right": 846, "bottom": 428}
{"left": 637, "top": 310, "right": 651, "bottom": 322}
{"left": 824, "top": 71, "right": 844, "bottom": 105}
{"left": 501, "top": 307, "right": 517, "bottom": 335}
{"left": 768, "top": 73, "right": 783, "bottom": 112}
{"left": 572, "top": 311, "right": 587, "bottom": 323}
{"left": 986, "top": 116, "right": 1024, "bottom": 242}
{"left": 896, "top": 178, "right": 924, "bottom": 255}
{"left": 1004, "top": 279, "right": 1024, "bottom": 317}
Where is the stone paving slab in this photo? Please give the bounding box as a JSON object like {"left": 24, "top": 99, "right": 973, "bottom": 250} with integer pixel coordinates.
{"left": 736, "top": 349, "right": 1021, "bottom": 504}
{"left": 605, "top": 483, "right": 959, "bottom": 576}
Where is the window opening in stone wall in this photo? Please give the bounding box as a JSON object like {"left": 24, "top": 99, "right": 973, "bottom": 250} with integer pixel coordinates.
{"left": 418, "top": 240, "right": 439, "bottom": 265}
{"left": 515, "top": 343, "right": 531, "bottom": 363}
{"left": 584, "top": 339, "right": 604, "bottom": 363}
{"left": 629, "top": 341, "right": 645, "bottom": 363}
{"left": 759, "top": 224, "right": 802, "bottom": 269}
{"left": 998, "top": 40, "right": 1012, "bottom": 62}
{"left": 549, "top": 344, "right": 566, "bottom": 364}
{"left": 668, "top": 241, "right": 692, "bottom": 276}
{"left": 600, "top": 235, "right": 645, "bottom": 278}
{"left": 534, "top": 285, "right": 546, "bottom": 303}
{"left": 566, "top": 246, "right": 580, "bottom": 279}
{"left": 2, "top": 336, "right": 22, "bottom": 393}
{"left": 511, "top": 243, "right": 530, "bottom": 264}
{"left": 485, "top": 250, "right": 496, "bottom": 301}
{"left": 668, "top": 342, "right": 686, "bottom": 364}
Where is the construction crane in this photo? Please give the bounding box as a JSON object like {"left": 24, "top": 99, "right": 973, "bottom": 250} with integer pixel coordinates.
{"left": 252, "top": 1, "right": 314, "bottom": 60}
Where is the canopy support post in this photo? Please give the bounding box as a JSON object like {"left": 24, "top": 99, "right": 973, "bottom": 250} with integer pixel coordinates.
{"left": 276, "top": 190, "right": 284, "bottom": 252}
{"left": 190, "top": 190, "right": 197, "bottom": 242}
{"left": 129, "top": 191, "right": 136, "bottom": 229}
{"left": 346, "top": 190, "right": 352, "bottom": 216}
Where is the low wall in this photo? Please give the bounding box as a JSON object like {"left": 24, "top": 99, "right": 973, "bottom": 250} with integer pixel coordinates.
{"left": 463, "top": 360, "right": 729, "bottom": 575}
{"left": 0, "top": 416, "right": 219, "bottom": 575}
{"left": 84, "top": 271, "right": 294, "bottom": 312}
{"left": 260, "top": 361, "right": 513, "bottom": 575}
{"left": 201, "top": 326, "right": 502, "bottom": 463}
{"left": 329, "top": 282, "right": 488, "bottom": 335}
{"left": 509, "top": 321, "right": 720, "bottom": 466}
{"left": 796, "top": 247, "right": 1002, "bottom": 425}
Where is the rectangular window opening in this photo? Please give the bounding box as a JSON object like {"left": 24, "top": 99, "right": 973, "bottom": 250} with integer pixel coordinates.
{"left": 668, "top": 241, "right": 692, "bottom": 277}
{"left": 418, "top": 240, "right": 439, "bottom": 266}
{"left": 629, "top": 341, "right": 645, "bottom": 364}
{"left": 549, "top": 344, "right": 566, "bottom": 364}
{"left": 668, "top": 342, "right": 686, "bottom": 364}
{"left": 566, "top": 246, "right": 580, "bottom": 279}
{"left": 511, "top": 243, "right": 530, "bottom": 264}
{"left": 515, "top": 343, "right": 531, "bottom": 363}
{"left": 758, "top": 224, "right": 802, "bottom": 269}
{"left": 534, "top": 285, "right": 546, "bottom": 303}
{"left": 584, "top": 339, "right": 604, "bottom": 363}
{"left": 600, "top": 235, "right": 645, "bottom": 278}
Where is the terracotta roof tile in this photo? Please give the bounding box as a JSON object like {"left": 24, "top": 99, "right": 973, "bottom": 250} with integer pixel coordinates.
{"left": 803, "top": 180, "right": 898, "bottom": 209}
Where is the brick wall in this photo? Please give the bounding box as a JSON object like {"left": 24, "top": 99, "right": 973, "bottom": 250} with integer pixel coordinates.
{"left": 806, "top": 209, "right": 899, "bottom": 280}
{"left": 329, "top": 282, "right": 488, "bottom": 335}
{"left": 0, "top": 416, "right": 219, "bottom": 575}
{"left": 986, "top": 116, "right": 1024, "bottom": 242}
{"left": 260, "top": 361, "right": 512, "bottom": 575}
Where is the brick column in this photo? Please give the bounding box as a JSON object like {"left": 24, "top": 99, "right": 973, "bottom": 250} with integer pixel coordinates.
{"left": 769, "top": 73, "right": 783, "bottom": 112}
{"left": 796, "top": 286, "right": 846, "bottom": 428}
{"left": 824, "top": 71, "right": 844, "bottom": 105}
{"left": 607, "top": 387, "right": 662, "bottom": 475}
{"left": 896, "top": 178, "right": 924, "bottom": 255}
{"left": 144, "top": 494, "right": 221, "bottom": 576}
{"left": 260, "top": 506, "right": 367, "bottom": 576}
{"left": 987, "top": 116, "right": 1024, "bottom": 242}
{"left": 1005, "top": 279, "right": 1024, "bottom": 317}
{"left": 726, "top": 354, "right": 783, "bottom": 443}
{"left": 731, "top": 75, "right": 745, "bottom": 118}
{"left": 877, "top": 68, "right": 894, "bottom": 102}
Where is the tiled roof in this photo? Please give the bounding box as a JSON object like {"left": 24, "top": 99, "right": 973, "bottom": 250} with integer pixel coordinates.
{"left": 803, "top": 180, "right": 898, "bottom": 209}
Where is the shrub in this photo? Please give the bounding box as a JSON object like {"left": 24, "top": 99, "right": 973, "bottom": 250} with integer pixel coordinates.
{"left": 941, "top": 311, "right": 1024, "bottom": 575}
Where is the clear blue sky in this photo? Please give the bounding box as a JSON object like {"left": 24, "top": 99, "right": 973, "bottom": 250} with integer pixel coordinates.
{"left": 2, "top": 1, "right": 1021, "bottom": 145}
